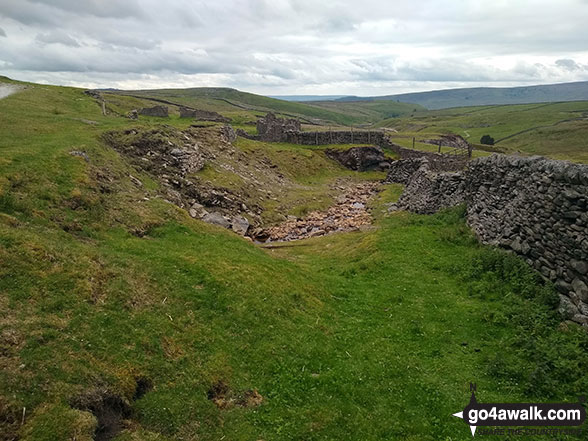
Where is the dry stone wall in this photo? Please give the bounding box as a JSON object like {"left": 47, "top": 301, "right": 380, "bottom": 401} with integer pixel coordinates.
{"left": 386, "top": 155, "right": 588, "bottom": 326}
{"left": 242, "top": 113, "right": 469, "bottom": 171}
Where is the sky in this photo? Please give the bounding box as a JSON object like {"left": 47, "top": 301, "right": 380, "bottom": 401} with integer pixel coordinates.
{"left": 1, "top": 0, "right": 588, "bottom": 96}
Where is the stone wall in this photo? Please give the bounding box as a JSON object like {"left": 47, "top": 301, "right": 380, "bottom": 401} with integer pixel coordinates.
{"left": 387, "top": 159, "right": 466, "bottom": 214}
{"left": 386, "top": 155, "right": 588, "bottom": 326}
{"left": 139, "top": 105, "right": 168, "bottom": 117}
{"left": 179, "top": 107, "right": 230, "bottom": 122}
{"left": 244, "top": 115, "right": 470, "bottom": 171}
{"left": 256, "top": 113, "right": 301, "bottom": 142}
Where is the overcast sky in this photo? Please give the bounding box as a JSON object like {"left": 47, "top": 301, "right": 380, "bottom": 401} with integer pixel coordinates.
{"left": 1, "top": 0, "right": 588, "bottom": 96}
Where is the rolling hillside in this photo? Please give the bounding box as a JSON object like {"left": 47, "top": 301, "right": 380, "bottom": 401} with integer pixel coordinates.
{"left": 340, "top": 81, "right": 588, "bottom": 110}
{"left": 377, "top": 101, "right": 588, "bottom": 163}
{"left": 2, "top": 77, "right": 587, "bottom": 441}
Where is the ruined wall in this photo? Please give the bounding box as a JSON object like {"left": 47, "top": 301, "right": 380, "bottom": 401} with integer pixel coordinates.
{"left": 246, "top": 113, "right": 470, "bottom": 171}
{"left": 179, "top": 107, "right": 230, "bottom": 122}
{"left": 386, "top": 155, "right": 588, "bottom": 326}
{"left": 256, "top": 113, "right": 301, "bottom": 142}
{"left": 139, "top": 105, "right": 169, "bottom": 117}
{"left": 324, "top": 146, "right": 390, "bottom": 171}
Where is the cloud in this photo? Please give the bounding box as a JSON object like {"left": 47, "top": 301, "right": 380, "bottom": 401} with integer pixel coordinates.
{"left": 0, "top": 0, "right": 588, "bottom": 95}
{"left": 0, "top": 27, "right": 6, "bottom": 37}
{"left": 35, "top": 30, "right": 80, "bottom": 47}
{"left": 27, "top": 0, "right": 145, "bottom": 19}
{"left": 555, "top": 58, "right": 582, "bottom": 71}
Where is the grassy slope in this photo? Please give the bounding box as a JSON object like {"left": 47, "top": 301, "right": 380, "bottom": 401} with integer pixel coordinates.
{"left": 108, "top": 85, "right": 587, "bottom": 163}
{"left": 1, "top": 79, "right": 588, "bottom": 441}
{"left": 112, "top": 88, "right": 363, "bottom": 126}
{"left": 303, "top": 100, "right": 425, "bottom": 124}
{"left": 377, "top": 101, "right": 588, "bottom": 163}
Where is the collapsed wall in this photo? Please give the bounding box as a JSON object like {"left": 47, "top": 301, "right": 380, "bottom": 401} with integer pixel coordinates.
{"left": 139, "top": 105, "right": 169, "bottom": 117}
{"left": 179, "top": 107, "right": 231, "bottom": 122}
{"left": 387, "top": 155, "right": 588, "bottom": 326}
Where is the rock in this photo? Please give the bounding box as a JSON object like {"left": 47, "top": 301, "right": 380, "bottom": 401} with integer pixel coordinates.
{"left": 570, "top": 259, "right": 588, "bottom": 275}
{"left": 129, "top": 175, "right": 143, "bottom": 187}
{"left": 309, "top": 229, "right": 326, "bottom": 237}
{"left": 571, "top": 278, "right": 588, "bottom": 303}
{"left": 202, "top": 212, "right": 231, "bottom": 229}
{"left": 325, "top": 146, "right": 387, "bottom": 171}
{"left": 352, "top": 202, "right": 365, "bottom": 209}
{"left": 558, "top": 294, "right": 579, "bottom": 319}
{"left": 128, "top": 109, "right": 138, "bottom": 119}
{"left": 69, "top": 150, "right": 89, "bottom": 162}
{"left": 231, "top": 216, "right": 250, "bottom": 235}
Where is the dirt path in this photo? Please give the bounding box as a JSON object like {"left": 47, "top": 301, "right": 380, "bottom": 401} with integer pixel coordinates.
{"left": 251, "top": 180, "right": 382, "bottom": 242}
{"left": 0, "top": 84, "right": 23, "bottom": 100}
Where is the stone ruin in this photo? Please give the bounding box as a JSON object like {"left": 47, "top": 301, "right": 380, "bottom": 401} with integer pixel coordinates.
{"left": 386, "top": 155, "right": 588, "bottom": 327}
{"left": 179, "top": 107, "right": 231, "bottom": 123}
{"left": 138, "top": 105, "right": 169, "bottom": 117}
{"left": 325, "top": 146, "right": 390, "bottom": 171}
{"left": 256, "top": 112, "right": 301, "bottom": 142}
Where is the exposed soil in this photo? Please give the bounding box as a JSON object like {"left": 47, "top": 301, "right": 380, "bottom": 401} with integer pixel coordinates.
{"left": 207, "top": 380, "right": 263, "bottom": 410}
{"left": 251, "top": 180, "right": 382, "bottom": 242}
{"left": 70, "top": 377, "right": 153, "bottom": 441}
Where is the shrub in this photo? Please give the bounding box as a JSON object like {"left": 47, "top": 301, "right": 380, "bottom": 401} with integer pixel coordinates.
{"left": 480, "top": 134, "right": 495, "bottom": 145}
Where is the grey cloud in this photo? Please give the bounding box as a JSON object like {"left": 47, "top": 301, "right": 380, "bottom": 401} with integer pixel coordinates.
{"left": 28, "top": 0, "right": 145, "bottom": 19}
{"left": 1, "top": 0, "right": 588, "bottom": 95}
{"left": 0, "top": 27, "right": 5, "bottom": 37}
{"left": 35, "top": 30, "right": 80, "bottom": 47}
{"left": 0, "top": 0, "right": 60, "bottom": 26}
{"left": 556, "top": 59, "right": 581, "bottom": 71}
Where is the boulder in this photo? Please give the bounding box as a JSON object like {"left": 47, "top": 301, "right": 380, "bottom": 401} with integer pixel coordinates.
{"left": 231, "top": 216, "right": 250, "bottom": 235}
{"left": 202, "top": 212, "right": 231, "bottom": 229}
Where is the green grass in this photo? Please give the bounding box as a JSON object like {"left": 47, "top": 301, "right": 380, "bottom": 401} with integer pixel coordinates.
{"left": 1, "top": 77, "right": 587, "bottom": 441}
{"left": 305, "top": 100, "right": 426, "bottom": 124}
{"left": 111, "top": 87, "right": 365, "bottom": 126}
{"left": 376, "top": 101, "right": 588, "bottom": 163}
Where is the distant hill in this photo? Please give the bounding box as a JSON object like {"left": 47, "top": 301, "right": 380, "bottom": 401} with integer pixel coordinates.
{"left": 339, "top": 81, "right": 588, "bottom": 110}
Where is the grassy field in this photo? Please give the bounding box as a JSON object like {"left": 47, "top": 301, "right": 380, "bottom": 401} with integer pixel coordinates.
{"left": 377, "top": 101, "right": 588, "bottom": 163}
{"left": 1, "top": 78, "right": 588, "bottom": 440}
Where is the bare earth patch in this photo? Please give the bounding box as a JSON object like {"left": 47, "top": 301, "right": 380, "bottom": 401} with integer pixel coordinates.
{"left": 0, "top": 85, "right": 23, "bottom": 100}
{"left": 251, "top": 180, "right": 382, "bottom": 242}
